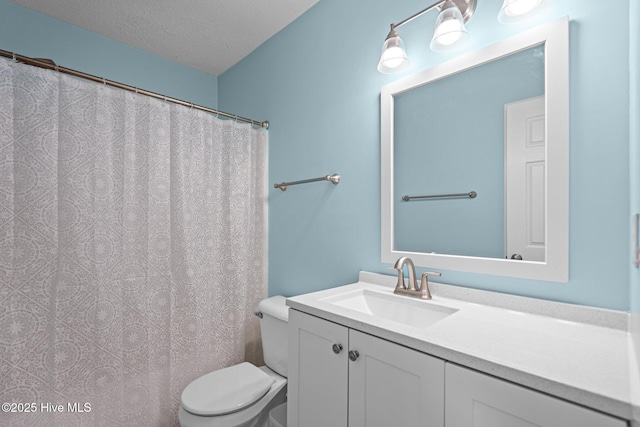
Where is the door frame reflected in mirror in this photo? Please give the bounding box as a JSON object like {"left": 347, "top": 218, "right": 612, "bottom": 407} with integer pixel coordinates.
{"left": 381, "top": 17, "right": 569, "bottom": 282}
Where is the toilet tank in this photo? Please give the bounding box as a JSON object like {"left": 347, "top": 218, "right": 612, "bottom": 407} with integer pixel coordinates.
{"left": 256, "top": 295, "right": 289, "bottom": 377}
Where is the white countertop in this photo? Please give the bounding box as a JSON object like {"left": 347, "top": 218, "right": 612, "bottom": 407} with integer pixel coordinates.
{"left": 287, "top": 272, "right": 637, "bottom": 421}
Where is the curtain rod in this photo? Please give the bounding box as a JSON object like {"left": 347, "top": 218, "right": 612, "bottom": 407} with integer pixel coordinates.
{"left": 0, "top": 49, "right": 269, "bottom": 129}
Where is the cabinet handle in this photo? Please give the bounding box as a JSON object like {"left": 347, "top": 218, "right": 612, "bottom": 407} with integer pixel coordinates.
{"left": 348, "top": 350, "right": 359, "bottom": 361}
{"left": 332, "top": 343, "right": 343, "bottom": 354}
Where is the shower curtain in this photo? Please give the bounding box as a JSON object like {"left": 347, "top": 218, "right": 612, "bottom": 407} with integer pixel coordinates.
{"left": 0, "top": 57, "right": 268, "bottom": 426}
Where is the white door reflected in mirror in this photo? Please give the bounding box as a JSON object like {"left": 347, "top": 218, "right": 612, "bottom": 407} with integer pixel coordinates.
{"left": 505, "top": 96, "right": 545, "bottom": 262}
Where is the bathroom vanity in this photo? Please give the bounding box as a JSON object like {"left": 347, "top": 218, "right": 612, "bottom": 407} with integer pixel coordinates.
{"left": 286, "top": 272, "right": 635, "bottom": 427}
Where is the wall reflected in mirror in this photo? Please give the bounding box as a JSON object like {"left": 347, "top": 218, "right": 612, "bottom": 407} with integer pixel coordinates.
{"left": 393, "top": 45, "right": 544, "bottom": 261}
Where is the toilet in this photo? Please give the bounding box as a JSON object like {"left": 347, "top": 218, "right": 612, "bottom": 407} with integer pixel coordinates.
{"left": 178, "top": 296, "right": 289, "bottom": 427}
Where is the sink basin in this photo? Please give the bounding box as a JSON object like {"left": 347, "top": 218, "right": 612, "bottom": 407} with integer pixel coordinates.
{"left": 321, "top": 288, "right": 457, "bottom": 329}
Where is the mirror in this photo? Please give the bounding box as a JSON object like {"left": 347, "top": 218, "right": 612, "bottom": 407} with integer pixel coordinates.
{"left": 394, "top": 45, "right": 544, "bottom": 260}
{"left": 381, "top": 18, "right": 569, "bottom": 282}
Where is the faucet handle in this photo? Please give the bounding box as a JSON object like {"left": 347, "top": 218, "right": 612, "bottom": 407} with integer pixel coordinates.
{"left": 419, "top": 271, "right": 441, "bottom": 300}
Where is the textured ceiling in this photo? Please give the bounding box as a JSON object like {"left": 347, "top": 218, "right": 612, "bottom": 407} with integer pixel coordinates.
{"left": 9, "top": 0, "right": 320, "bottom": 76}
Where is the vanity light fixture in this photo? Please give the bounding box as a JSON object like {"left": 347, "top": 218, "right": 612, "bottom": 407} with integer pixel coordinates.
{"left": 377, "top": 0, "right": 476, "bottom": 74}
{"left": 377, "top": 26, "right": 410, "bottom": 73}
{"left": 498, "top": 0, "right": 546, "bottom": 23}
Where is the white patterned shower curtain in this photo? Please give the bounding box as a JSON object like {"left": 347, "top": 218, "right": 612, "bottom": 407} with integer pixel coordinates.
{"left": 0, "top": 57, "right": 268, "bottom": 426}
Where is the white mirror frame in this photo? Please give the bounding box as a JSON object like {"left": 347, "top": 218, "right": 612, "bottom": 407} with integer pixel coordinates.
{"left": 381, "top": 17, "right": 569, "bottom": 282}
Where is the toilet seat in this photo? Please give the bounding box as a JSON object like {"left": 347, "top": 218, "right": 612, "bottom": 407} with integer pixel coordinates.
{"left": 181, "top": 362, "right": 275, "bottom": 416}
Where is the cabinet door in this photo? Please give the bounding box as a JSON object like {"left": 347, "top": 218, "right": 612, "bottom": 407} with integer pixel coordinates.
{"left": 348, "top": 330, "right": 445, "bottom": 427}
{"left": 288, "top": 310, "right": 349, "bottom": 427}
{"left": 445, "top": 363, "right": 626, "bottom": 427}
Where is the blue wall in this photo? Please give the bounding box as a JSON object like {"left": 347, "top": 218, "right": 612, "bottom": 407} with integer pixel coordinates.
{"left": 0, "top": 0, "right": 633, "bottom": 311}
{"left": 219, "top": 0, "right": 632, "bottom": 311}
{"left": 0, "top": 0, "right": 218, "bottom": 109}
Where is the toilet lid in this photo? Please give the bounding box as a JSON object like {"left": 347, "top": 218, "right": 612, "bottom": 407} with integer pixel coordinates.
{"left": 181, "top": 362, "right": 275, "bottom": 416}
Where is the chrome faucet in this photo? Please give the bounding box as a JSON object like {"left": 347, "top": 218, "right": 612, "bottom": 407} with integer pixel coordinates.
{"left": 391, "top": 257, "right": 441, "bottom": 300}
{"left": 391, "top": 256, "right": 417, "bottom": 292}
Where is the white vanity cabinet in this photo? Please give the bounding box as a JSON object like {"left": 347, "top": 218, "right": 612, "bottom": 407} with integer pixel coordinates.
{"left": 287, "top": 309, "right": 348, "bottom": 427}
{"left": 286, "top": 277, "right": 635, "bottom": 426}
{"left": 445, "top": 363, "right": 627, "bottom": 427}
{"left": 287, "top": 309, "right": 445, "bottom": 427}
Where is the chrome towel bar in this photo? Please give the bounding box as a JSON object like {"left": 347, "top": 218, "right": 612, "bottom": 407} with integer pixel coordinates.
{"left": 274, "top": 174, "right": 340, "bottom": 191}
{"left": 402, "top": 191, "right": 477, "bottom": 201}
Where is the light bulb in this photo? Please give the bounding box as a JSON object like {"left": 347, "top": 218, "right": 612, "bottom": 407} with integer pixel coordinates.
{"left": 377, "top": 30, "right": 410, "bottom": 73}
{"left": 430, "top": 5, "right": 469, "bottom": 51}
{"left": 499, "top": 0, "right": 545, "bottom": 23}
{"left": 381, "top": 47, "right": 407, "bottom": 69}
{"left": 434, "top": 18, "right": 464, "bottom": 46}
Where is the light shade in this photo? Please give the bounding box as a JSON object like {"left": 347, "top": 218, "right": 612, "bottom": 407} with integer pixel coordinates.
{"left": 498, "top": 0, "right": 545, "bottom": 23}
{"left": 430, "top": 4, "right": 470, "bottom": 52}
{"left": 377, "top": 29, "right": 410, "bottom": 73}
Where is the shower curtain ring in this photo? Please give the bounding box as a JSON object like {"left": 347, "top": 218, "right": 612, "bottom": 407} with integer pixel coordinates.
{"left": 102, "top": 77, "right": 106, "bottom": 85}
{"left": 12, "top": 53, "right": 16, "bottom": 62}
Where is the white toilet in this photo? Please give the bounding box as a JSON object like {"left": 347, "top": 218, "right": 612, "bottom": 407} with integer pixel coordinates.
{"left": 179, "top": 296, "right": 289, "bottom": 427}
